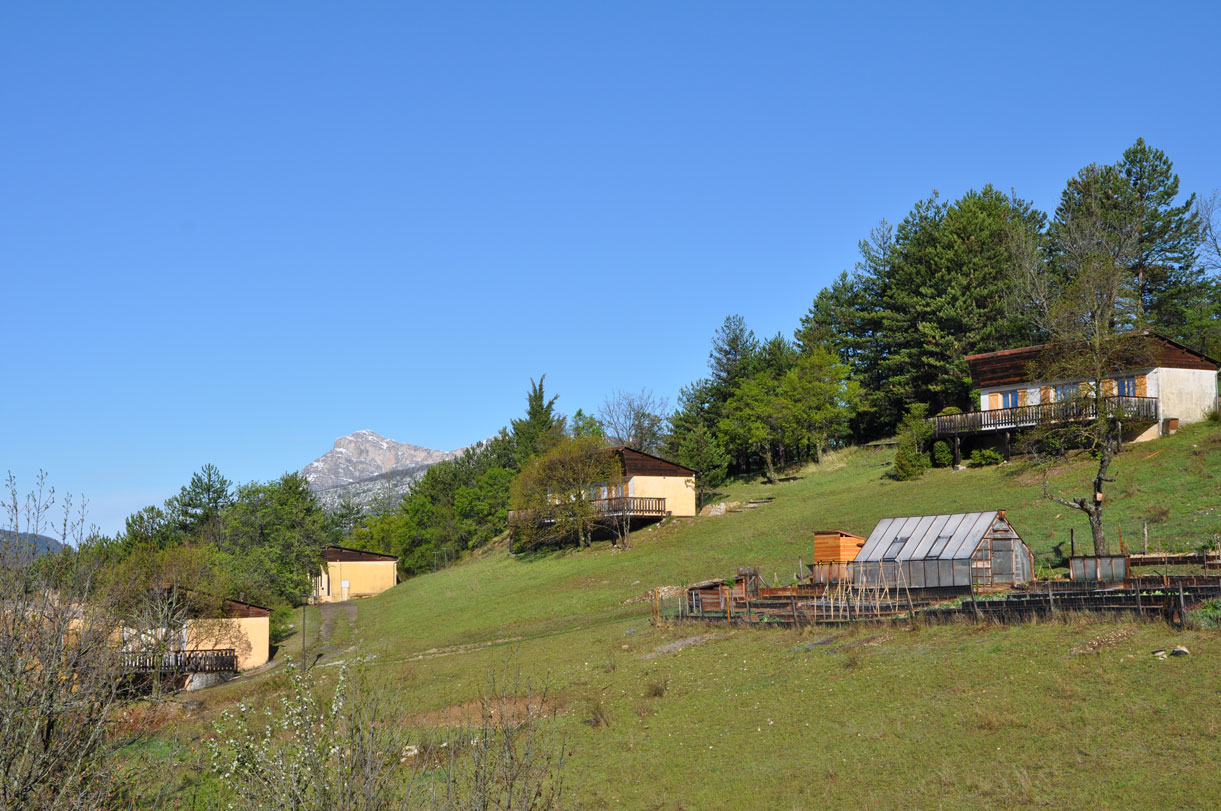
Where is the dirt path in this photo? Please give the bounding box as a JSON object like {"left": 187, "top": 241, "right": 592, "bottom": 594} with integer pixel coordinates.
{"left": 318, "top": 600, "right": 357, "bottom": 644}
{"left": 305, "top": 601, "right": 359, "bottom": 668}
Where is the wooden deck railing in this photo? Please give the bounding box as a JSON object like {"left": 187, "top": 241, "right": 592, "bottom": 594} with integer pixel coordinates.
{"left": 509, "top": 496, "right": 667, "bottom": 526}
{"left": 120, "top": 648, "right": 238, "bottom": 673}
{"left": 590, "top": 496, "right": 667, "bottom": 517}
{"left": 931, "top": 396, "right": 1158, "bottom": 436}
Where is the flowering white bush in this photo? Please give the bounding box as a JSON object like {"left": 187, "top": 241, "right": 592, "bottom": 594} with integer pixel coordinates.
{"left": 209, "top": 659, "right": 572, "bottom": 810}
{"left": 208, "top": 659, "right": 410, "bottom": 811}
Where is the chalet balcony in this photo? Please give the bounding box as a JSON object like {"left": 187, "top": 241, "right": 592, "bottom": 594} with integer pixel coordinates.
{"left": 509, "top": 496, "right": 667, "bottom": 526}
{"left": 120, "top": 648, "right": 238, "bottom": 674}
{"left": 930, "top": 395, "right": 1158, "bottom": 437}
{"left": 590, "top": 496, "right": 667, "bottom": 518}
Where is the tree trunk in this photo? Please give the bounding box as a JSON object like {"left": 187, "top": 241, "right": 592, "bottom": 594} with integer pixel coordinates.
{"left": 763, "top": 448, "right": 777, "bottom": 484}
{"left": 1089, "top": 507, "right": 1107, "bottom": 556}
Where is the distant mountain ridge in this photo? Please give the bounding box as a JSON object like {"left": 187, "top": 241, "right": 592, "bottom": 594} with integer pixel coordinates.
{"left": 0, "top": 530, "right": 66, "bottom": 562}
{"left": 301, "top": 430, "right": 466, "bottom": 512}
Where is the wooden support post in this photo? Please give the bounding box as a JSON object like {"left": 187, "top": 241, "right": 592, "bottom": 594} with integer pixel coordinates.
{"left": 953, "top": 435, "right": 962, "bottom": 467}
{"left": 1070, "top": 527, "right": 1075, "bottom": 559}
{"left": 1003, "top": 431, "right": 1011, "bottom": 462}
{"left": 1143, "top": 520, "right": 1149, "bottom": 555}
{"left": 1116, "top": 421, "right": 1123, "bottom": 454}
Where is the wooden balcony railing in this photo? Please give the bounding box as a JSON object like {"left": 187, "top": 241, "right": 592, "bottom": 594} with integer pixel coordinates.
{"left": 590, "top": 496, "right": 667, "bottom": 517}
{"left": 120, "top": 648, "right": 238, "bottom": 673}
{"left": 509, "top": 496, "right": 667, "bottom": 526}
{"left": 931, "top": 395, "right": 1158, "bottom": 437}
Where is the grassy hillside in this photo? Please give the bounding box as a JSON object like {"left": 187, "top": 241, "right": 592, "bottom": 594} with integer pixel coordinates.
{"left": 170, "top": 422, "right": 1221, "bottom": 807}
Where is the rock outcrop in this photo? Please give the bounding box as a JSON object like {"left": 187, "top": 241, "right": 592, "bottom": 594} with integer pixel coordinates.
{"left": 301, "top": 430, "right": 460, "bottom": 491}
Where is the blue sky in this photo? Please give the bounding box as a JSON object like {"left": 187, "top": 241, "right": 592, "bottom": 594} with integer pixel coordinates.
{"left": 3, "top": 2, "right": 1219, "bottom": 536}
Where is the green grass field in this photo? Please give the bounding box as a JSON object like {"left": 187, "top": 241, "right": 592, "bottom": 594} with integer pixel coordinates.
{"left": 156, "top": 422, "right": 1221, "bottom": 808}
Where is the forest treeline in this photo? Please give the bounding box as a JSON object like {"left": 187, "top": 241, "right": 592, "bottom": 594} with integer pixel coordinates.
{"left": 67, "top": 138, "right": 1221, "bottom": 602}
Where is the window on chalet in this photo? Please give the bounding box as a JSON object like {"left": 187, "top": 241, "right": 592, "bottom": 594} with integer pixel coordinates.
{"left": 1115, "top": 376, "right": 1137, "bottom": 396}
{"left": 1000, "top": 390, "right": 1020, "bottom": 408}
{"left": 1053, "top": 383, "right": 1077, "bottom": 402}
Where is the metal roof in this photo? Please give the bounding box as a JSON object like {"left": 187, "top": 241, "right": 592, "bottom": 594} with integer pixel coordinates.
{"left": 857, "top": 511, "right": 1000, "bottom": 563}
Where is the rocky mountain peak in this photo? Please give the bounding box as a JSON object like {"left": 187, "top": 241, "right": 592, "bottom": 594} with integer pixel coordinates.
{"left": 301, "top": 430, "right": 462, "bottom": 492}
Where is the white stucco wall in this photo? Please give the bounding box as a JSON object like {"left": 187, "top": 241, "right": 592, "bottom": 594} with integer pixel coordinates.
{"left": 1157, "top": 367, "right": 1219, "bottom": 423}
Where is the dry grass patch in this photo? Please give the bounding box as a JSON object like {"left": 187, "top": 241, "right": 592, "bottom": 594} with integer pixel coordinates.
{"left": 406, "top": 692, "right": 565, "bottom": 727}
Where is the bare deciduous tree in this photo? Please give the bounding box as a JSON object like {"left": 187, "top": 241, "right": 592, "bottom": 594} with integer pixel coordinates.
{"left": 597, "top": 389, "right": 669, "bottom": 456}
{"left": 1009, "top": 170, "right": 1156, "bottom": 555}
{"left": 1197, "top": 189, "right": 1221, "bottom": 274}
{"left": 0, "top": 473, "right": 145, "bottom": 809}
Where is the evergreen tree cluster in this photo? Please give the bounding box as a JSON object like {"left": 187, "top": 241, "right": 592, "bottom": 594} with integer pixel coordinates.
{"left": 794, "top": 139, "right": 1219, "bottom": 442}
{"left": 664, "top": 317, "right": 860, "bottom": 485}
{"left": 75, "top": 465, "right": 340, "bottom": 634}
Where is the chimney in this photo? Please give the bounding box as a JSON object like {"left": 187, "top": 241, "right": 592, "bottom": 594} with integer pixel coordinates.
{"left": 997, "top": 509, "right": 1006, "bottom": 521}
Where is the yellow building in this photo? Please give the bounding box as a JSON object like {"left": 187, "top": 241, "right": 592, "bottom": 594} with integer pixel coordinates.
{"left": 183, "top": 597, "right": 270, "bottom": 672}
{"left": 599, "top": 446, "right": 697, "bottom": 518}
{"left": 314, "top": 545, "right": 398, "bottom": 603}
{"left": 118, "top": 592, "right": 270, "bottom": 684}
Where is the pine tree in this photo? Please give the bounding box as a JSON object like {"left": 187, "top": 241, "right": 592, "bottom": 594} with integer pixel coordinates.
{"left": 167, "top": 463, "right": 233, "bottom": 535}
{"left": 1118, "top": 138, "right": 1205, "bottom": 335}
{"left": 879, "top": 187, "right": 1040, "bottom": 420}
{"left": 675, "top": 423, "right": 729, "bottom": 509}
{"left": 796, "top": 220, "right": 893, "bottom": 440}
{"left": 510, "top": 376, "right": 565, "bottom": 466}
{"left": 707, "top": 314, "right": 760, "bottom": 404}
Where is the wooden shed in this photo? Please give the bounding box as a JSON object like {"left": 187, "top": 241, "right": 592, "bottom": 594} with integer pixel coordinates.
{"left": 813, "top": 530, "right": 866, "bottom": 562}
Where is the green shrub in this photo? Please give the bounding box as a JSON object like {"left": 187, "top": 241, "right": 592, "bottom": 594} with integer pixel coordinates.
{"left": 1206, "top": 404, "right": 1221, "bottom": 423}
{"left": 891, "top": 404, "right": 933, "bottom": 481}
{"left": 892, "top": 438, "right": 930, "bottom": 480}
{"left": 1194, "top": 599, "right": 1221, "bottom": 629}
{"left": 937, "top": 406, "right": 962, "bottom": 416}
{"left": 968, "top": 448, "right": 1004, "bottom": 467}
{"left": 269, "top": 605, "right": 295, "bottom": 644}
{"left": 931, "top": 440, "right": 954, "bottom": 468}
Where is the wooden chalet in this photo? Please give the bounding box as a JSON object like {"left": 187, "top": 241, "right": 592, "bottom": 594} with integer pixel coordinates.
{"left": 598, "top": 446, "right": 697, "bottom": 519}
{"left": 314, "top": 545, "right": 399, "bottom": 603}
{"left": 508, "top": 447, "right": 697, "bottom": 546}
{"left": 931, "top": 333, "right": 1219, "bottom": 462}
{"left": 120, "top": 592, "right": 270, "bottom": 676}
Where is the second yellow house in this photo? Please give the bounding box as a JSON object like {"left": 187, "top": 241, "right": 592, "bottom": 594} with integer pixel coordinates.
{"left": 314, "top": 545, "right": 399, "bottom": 603}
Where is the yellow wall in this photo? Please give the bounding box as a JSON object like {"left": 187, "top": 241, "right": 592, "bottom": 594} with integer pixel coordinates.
{"left": 185, "top": 616, "right": 269, "bottom": 671}
{"left": 630, "top": 475, "right": 696, "bottom": 517}
{"left": 315, "top": 559, "right": 397, "bottom": 603}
